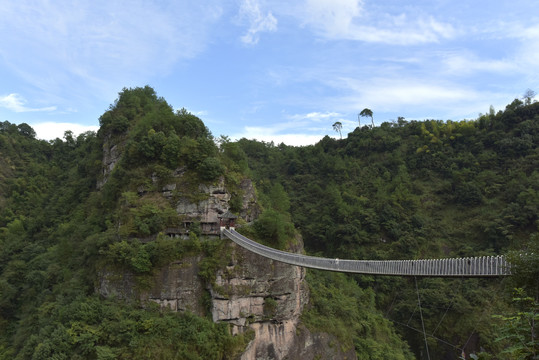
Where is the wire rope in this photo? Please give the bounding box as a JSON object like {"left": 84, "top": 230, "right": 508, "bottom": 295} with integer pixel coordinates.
{"left": 392, "top": 320, "right": 464, "bottom": 352}
{"left": 461, "top": 279, "right": 506, "bottom": 354}
{"left": 415, "top": 276, "right": 431, "bottom": 360}
{"left": 431, "top": 278, "right": 463, "bottom": 336}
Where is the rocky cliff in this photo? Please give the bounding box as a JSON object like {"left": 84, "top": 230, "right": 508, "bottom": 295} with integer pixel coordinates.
{"left": 210, "top": 240, "right": 356, "bottom": 360}
{"left": 96, "top": 138, "right": 354, "bottom": 359}
{"left": 96, "top": 132, "right": 124, "bottom": 189}
{"left": 98, "top": 238, "right": 355, "bottom": 360}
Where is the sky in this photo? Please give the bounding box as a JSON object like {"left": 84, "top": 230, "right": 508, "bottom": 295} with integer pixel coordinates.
{"left": 1, "top": 0, "right": 538, "bottom": 146}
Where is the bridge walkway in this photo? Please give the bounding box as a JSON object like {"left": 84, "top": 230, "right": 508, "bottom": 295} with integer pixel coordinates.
{"left": 222, "top": 229, "right": 510, "bottom": 277}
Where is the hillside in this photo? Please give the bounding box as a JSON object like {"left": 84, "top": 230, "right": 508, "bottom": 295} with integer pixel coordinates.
{"left": 0, "top": 87, "right": 412, "bottom": 359}
{"left": 1, "top": 87, "right": 537, "bottom": 359}
{"left": 236, "top": 99, "right": 539, "bottom": 358}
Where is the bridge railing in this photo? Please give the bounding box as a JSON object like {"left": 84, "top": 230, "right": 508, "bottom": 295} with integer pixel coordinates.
{"left": 222, "top": 229, "right": 511, "bottom": 277}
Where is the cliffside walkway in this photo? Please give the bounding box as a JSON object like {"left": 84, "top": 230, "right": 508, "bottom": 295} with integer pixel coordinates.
{"left": 222, "top": 229, "right": 510, "bottom": 277}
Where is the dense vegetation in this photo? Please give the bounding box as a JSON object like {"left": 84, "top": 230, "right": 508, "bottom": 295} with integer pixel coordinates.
{"left": 237, "top": 99, "right": 539, "bottom": 359}
{"left": 0, "top": 87, "right": 251, "bottom": 359}
{"left": 1, "top": 86, "right": 537, "bottom": 359}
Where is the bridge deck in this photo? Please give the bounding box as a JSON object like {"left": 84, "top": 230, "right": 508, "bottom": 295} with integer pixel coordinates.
{"left": 222, "top": 229, "right": 510, "bottom": 277}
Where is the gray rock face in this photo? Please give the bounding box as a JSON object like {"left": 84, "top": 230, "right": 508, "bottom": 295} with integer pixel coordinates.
{"left": 97, "top": 134, "right": 124, "bottom": 189}
{"left": 285, "top": 324, "right": 358, "bottom": 360}
{"left": 211, "top": 241, "right": 307, "bottom": 326}
{"left": 98, "top": 255, "right": 206, "bottom": 314}
{"left": 97, "top": 240, "right": 355, "bottom": 360}
{"left": 239, "top": 178, "right": 260, "bottom": 222}
{"left": 211, "top": 241, "right": 308, "bottom": 359}
{"left": 95, "top": 156, "right": 353, "bottom": 359}
{"left": 147, "top": 257, "right": 206, "bottom": 314}
{"left": 163, "top": 175, "right": 259, "bottom": 226}
{"left": 174, "top": 178, "right": 232, "bottom": 223}
{"left": 210, "top": 241, "right": 355, "bottom": 360}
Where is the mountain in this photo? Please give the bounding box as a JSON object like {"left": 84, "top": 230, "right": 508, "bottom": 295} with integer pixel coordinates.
{"left": 236, "top": 98, "right": 539, "bottom": 359}
{"left": 1, "top": 86, "right": 537, "bottom": 359}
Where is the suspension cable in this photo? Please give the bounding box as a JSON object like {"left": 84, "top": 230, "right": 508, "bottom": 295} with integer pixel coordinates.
{"left": 431, "top": 278, "right": 462, "bottom": 336}
{"left": 392, "top": 320, "right": 464, "bottom": 352}
{"left": 415, "top": 276, "right": 431, "bottom": 360}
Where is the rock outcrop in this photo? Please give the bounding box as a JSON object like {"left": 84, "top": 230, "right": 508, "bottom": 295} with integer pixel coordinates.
{"left": 211, "top": 240, "right": 308, "bottom": 358}
{"left": 98, "top": 255, "right": 206, "bottom": 314}
{"left": 98, "top": 240, "right": 355, "bottom": 360}
{"left": 162, "top": 172, "right": 260, "bottom": 228}
{"left": 211, "top": 241, "right": 355, "bottom": 360}
{"left": 95, "top": 139, "right": 353, "bottom": 359}
{"left": 97, "top": 133, "right": 124, "bottom": 189}
{"left": 174, "top": 177, "right": 233, "bottom": 224}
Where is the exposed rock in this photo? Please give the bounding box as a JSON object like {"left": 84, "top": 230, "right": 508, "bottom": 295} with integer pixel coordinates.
{"left": 241, "top": 322, "right": 356, "bottom": 360}
{"left": 97, "top": 133, "right": 124, "bottom": 189}
{"left": 285, "top": 324, "right": 357, "bottom": 360}
{"left": 175, "top": 179, "right": 232, "bottom": 224}
{"left": 239, "top": 178, "right": 260, "bottom": 222}
{"left": 171, "top": 176, "right": 259, "bottom": 226}
{"left": 96, "top": 170, "right": 353, "bottom": 359}
{"left": 209, "top": 241, "right": 355, "bottom": 360}
{"left": 242, "top": 321, "right": 299, "bottom": 360}
{"left": 211, "top": 242, "right": 307, "bottom": 329}
{"left": 97, "top": 239, "right": 355, "bottom": 360}
{"left": 98, "top": 255, "right": 206, "bottom": 315}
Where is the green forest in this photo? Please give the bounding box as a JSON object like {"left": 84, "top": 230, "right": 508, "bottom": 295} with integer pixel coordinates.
{"left": 1, "top": 86, "right": 537, "bottom": 359}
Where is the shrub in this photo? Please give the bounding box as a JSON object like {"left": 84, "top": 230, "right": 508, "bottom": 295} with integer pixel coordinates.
{"left": 198, "top": 157, "right": 224, "bottom": 181}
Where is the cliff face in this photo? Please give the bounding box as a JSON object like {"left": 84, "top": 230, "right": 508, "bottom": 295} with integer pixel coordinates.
{"left": 96, "top": 133, "right": 124, "bottom": 189}
{"left": 211, "top": 240, "right": 308, "bottom": 358}
{"left": 98, "top": 255, "right": 206, "bottom": 314}
{"left": 98, "top": 240, "right": 355, "bottom": 360}
{"left": 172, "top": 176, "right": 259, "bottom": 225}
{"left": 96, "top": 142, "right": 354, "bottom": 359}
{"left": 211, "top": 241, "right": 356, "bottom": 360}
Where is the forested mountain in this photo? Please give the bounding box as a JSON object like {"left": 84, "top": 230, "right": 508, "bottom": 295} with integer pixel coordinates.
{"left": 0, "top": 88, "right": 254, "bottom": 359}
{"left": 0, "top": 87, "right": 537, "bottom": 359}
{"left": 236, "top": 99, "right": 539, "bottom": 359}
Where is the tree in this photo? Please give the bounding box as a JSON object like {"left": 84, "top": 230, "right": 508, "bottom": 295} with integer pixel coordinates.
{"left": 16, "top": 123, "right": 36, "bottom": 138}
{"left": 523, "top": 89, "right": 537, "bottom": 106}
{"left": 493, "top": 288, "right": 538, "bottom": 359}
{"left": 360, "top": 108, "right": 374, "bottom": 128}
{"left": 198, "top": 157, "right": 224, "bottom": 181}
{"left": 332, "top": 121, "right": 343, "bottom": 139}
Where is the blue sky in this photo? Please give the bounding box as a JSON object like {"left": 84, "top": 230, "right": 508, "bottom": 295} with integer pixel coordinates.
{"left": 1, "top": 0, "right": 538, "bottom": 146}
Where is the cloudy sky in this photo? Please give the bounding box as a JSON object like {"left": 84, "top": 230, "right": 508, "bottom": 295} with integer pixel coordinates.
{"left": 1, "top": 0, "right": 538, "bottom": 145}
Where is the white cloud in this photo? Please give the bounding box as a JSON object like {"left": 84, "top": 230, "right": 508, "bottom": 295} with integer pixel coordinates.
{"left": 286, "top": 111, "right": 357, "bottom": 133}
{"left": 238, "top": 0, "right": 278, "bottom": 44}
{"left": 352, "top": 19, "right": 455, "bottom": 45}
{"left": 335, "top": 77, "right": 478, "bottom": 111}
{"left": 0, "top": 93, "right": 56, "bottom": 113}
{"left": 228, "top": 110, "right": 354, "bottom": 145}
{"left": 288, "top": 111, "right": 343, "bottom": 122}
{"left": 513, "top": 24, "right": 539, "bottom": 83}
{"left": 296, "top": 0, "right": 455, "bottom": 45}
{"left": 441, "top": 53, "right": 515, "bottom": 75}
{"left": 174, "top": 107, "right": 209, "bottom": 117}
{"left": 31, "top": 122, "right": 100, "bottom": 141}
{"left": 332, "top": 75, "right": 519, "bottom": 121}
{"left": 462, "top": 21, "right": 539, "bottom": 82}
{"left": 301, "top": 0, "right": 364, "bottom": 38}
{"left": 231, "top": 126, "right": 324, "bottom": 146}
{"left": 0, "top": 1, "right": 223, "bottom": 99}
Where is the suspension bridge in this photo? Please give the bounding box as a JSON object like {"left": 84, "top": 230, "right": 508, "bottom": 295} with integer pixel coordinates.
{"left": 222, "top": 229, "right": 511, "bottom": 277}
